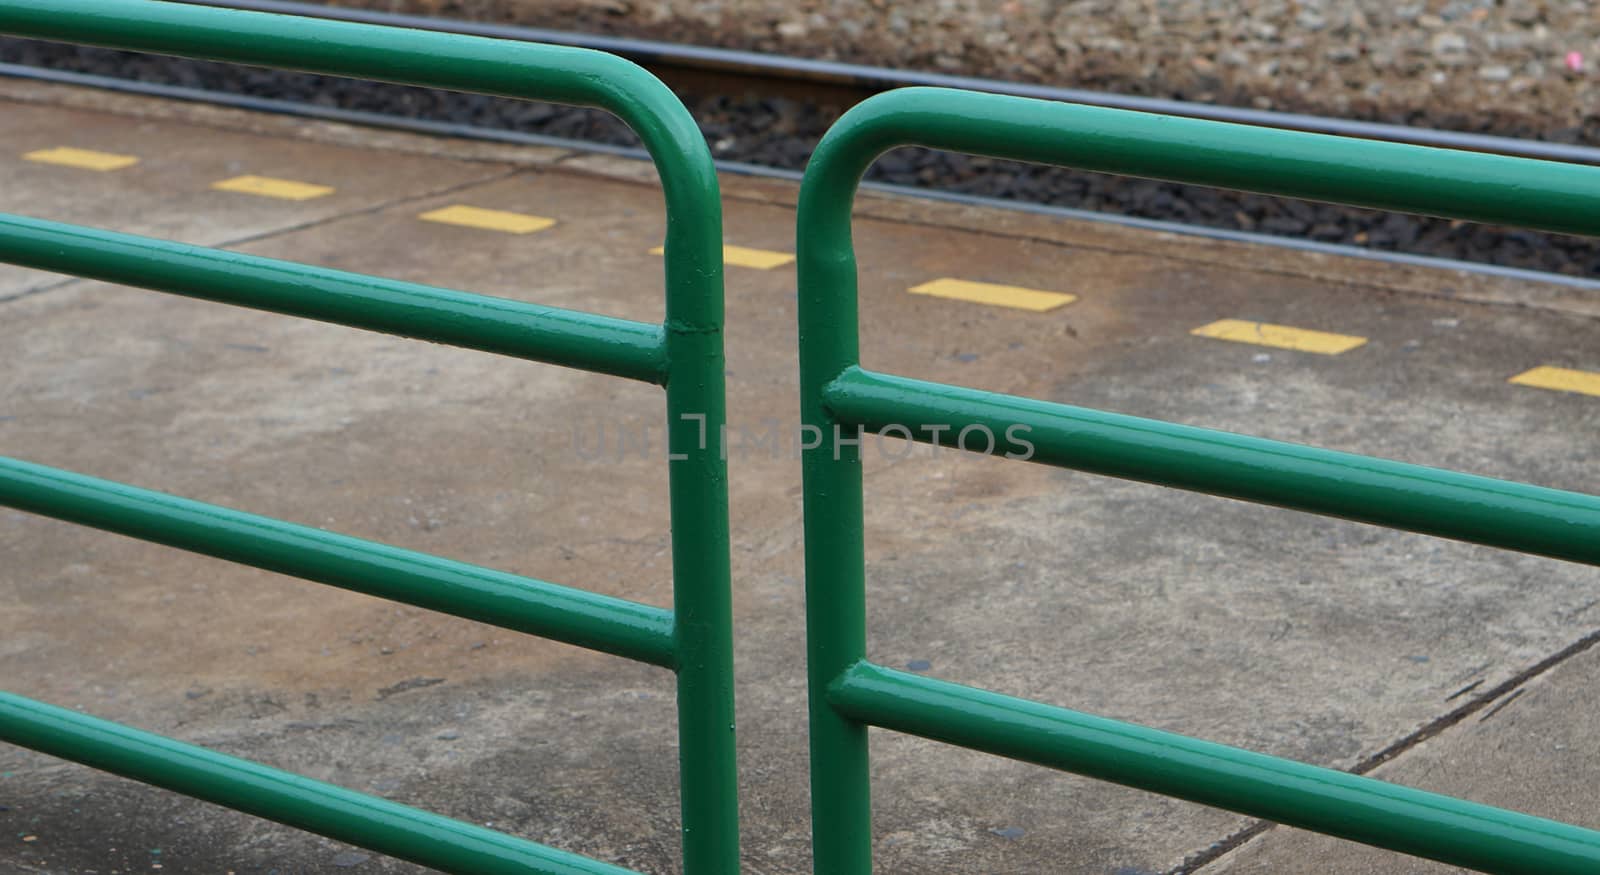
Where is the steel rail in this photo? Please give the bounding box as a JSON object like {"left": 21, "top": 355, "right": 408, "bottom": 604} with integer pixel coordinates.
{"left": 0, "top": 457, "right": 679, "bottom": 668}
{"left": 0, "top": 692, "right": 642, "bottom": 875}
{"left": 176, "top": 0, "right": 1600, "bottom": 167}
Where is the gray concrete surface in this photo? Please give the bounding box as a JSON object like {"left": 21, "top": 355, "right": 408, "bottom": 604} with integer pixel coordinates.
{"left": 0, "top": 101, "right": 541, "bottom": 300}
{"left": 2, "top": 79, "right": 1598, "bottom": 874}
{"left": 1207, "top": 643, "right": 1600, "bottom": 874}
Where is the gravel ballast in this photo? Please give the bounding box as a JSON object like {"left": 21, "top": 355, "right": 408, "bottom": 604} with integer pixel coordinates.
{"left": 329, "top": 0, "right": 1600, "bottom": 142}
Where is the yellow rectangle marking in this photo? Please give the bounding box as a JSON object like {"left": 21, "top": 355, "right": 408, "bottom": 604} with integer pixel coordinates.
{"left": 24, "top": 146, "right": 140, "bottom": 171}
{"left": 417, "top": 205, "right": 556, "bottom": 234}
{"left": 211, "top": 175, "right": 334, "bottom": 201}
{"left": 1509, "top": 366, "right": 1600, "bottom": 398}
{"left": 1191, "top": 319, "right": 1367, "bottom": 355}
{"left": 649, "top": 244, "right": 795, "bottom": 270}
{"left": 907, "top": 278, "right": 1076, "bottom": 312}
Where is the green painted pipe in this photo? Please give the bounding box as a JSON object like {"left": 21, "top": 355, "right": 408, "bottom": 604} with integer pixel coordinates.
{"left": 830, "top": 662, "right": 1600, "bottom": 875}
{"left": 0, "top": 2, "right": 738, "bottom": 870}
{"left": 0, "top": 213, "right": 667, "bottom": 384}
{"left": 796, "top": 87, "right": 1600, "bottom": 875}
{"left": 0, "top": 456, "right": 678, "bottom": 668}
{"left": 800, "top": 88, "right": 1600, "bottom": 243}
{"left": 826, "top": 366, "right": 1600, "bottom": 566}
{"left": 0, "top": 691, "right": 641, "bottom": 875}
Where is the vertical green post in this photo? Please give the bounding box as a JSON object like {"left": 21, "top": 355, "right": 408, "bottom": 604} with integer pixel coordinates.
{"left": 796, "top": 130, "right": 874, "bottom": 874}
{"left": 658, "top": 121, "right": 741, "bottom": 875}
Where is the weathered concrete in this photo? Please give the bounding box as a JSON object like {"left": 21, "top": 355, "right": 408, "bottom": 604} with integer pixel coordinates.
{"left": 1205, "top": 642, "right": 1600, "bottom": 874}
{"left": 0, "top": 99, "right": 535, "bottom": 299}
{"left": 2, "top": 81, "right": 1598, "bottom": 874}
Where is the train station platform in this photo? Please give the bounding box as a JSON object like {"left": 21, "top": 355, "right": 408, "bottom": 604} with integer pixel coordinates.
{"left": 2, "top": 76, "right": 1598, "bottom": 874}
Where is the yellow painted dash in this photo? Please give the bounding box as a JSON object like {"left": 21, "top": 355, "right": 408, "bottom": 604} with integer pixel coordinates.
{"left": 1191, "top": 318, "right": 1367, "bottom": 355}
{"left": 211, "top": 175, "right": 334, "bottom": 201}
{"left": 649, "top": 244, "right": 795, "bottom": 270}
{"left": 907, "top": 278, "right": 1076, "bottom": 312}
{"left": 24, "top": 146, "right": 140, "bottom": 172}
{"left": 418, "top": 205, "right": 556, "bottom": 234}
{"left": 1509, "top": 365, "right": 1600, "bottom": 398}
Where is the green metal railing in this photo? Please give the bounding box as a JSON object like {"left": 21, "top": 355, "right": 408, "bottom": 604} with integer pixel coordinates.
{"left": 796, "top": 87, "right": 1600, "bottom": 875}
{"left": 0, "top": 1, "right": 737, "bottom": 873}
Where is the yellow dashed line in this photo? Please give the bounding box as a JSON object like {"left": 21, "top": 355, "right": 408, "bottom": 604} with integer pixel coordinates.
{"left": 907, "top": 278, "right": 1076, "bottom": 312}
{"left": 722, "top": 245, "right": 796, "bottom": 270}
{"left": 418, "top": 205, "right": 556, "bottom": 234}
{"left": 1191, "top": 318, "right": 1367, "bottom": 355}
{"left": 211, "top": 175, "right": 334, "bottom": 201}
{"left": 650, "top": 244, "right": 795, "bottom": 270}
{"left": 1509, "top": 366, "right": 1600, "bottom": 398}
{"left": 24, "top": 146, "right": 140, "bottom": 172}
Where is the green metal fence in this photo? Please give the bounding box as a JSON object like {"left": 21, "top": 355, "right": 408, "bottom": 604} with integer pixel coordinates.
{"left": 0, "top": 1, "right": 738, "bottom": 873}
{"left": 796, "top": 86, "right": 1600, "bottom": 875}
{"left": 9, "top": 4, "right": 1600, "bottom": 872}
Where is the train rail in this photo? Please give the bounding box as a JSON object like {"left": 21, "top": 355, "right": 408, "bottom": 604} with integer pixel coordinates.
{"left": 178, "top": 0, "right": 1600, "bottom": 167}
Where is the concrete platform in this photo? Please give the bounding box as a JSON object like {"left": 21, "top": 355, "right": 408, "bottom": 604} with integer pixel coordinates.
{"left": 2, "top": 78, "right": 1598, "bottom": 874}
{"left": 1210, "top": 643, "right": 1600, "bottom": 874}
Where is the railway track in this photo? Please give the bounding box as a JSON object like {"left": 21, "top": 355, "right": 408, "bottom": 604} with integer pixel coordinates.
{"left": 175, "top": 0, "right": 1600, "bottom": 167}
{"left": 2, "top": 0, "right": 1599, "bottom": 286}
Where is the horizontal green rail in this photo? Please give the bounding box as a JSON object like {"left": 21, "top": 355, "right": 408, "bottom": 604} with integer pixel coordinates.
{"left": 0, "top": 456, "right": 677, "bottom": 668}
{"left": 824, "top": 367, "right": 1600, "bottom": 566}
{"left": 798, "top": 88, "right": 1600, "bottom": 243}
{"left": 0, "top": 214, "right": 667, "bottom": 383}
{"left": 829, "top": 662, "right": 1600, "bottom": 875}
{"left": 0, "top": 692, "right": 640, "bottom": 875}
{"left": 797, "top": 86, "right": 1600, "bottom": 875}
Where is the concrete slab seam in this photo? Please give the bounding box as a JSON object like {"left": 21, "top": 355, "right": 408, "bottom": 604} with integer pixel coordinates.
{"left": 188, "top": 166, "right": 532, "bottom": 260}
{"left": 1174, "top": 627, "right": 1600, "bottom": 873}
{"left": 0, "top": 276, "right": 80, "bottom": 306}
